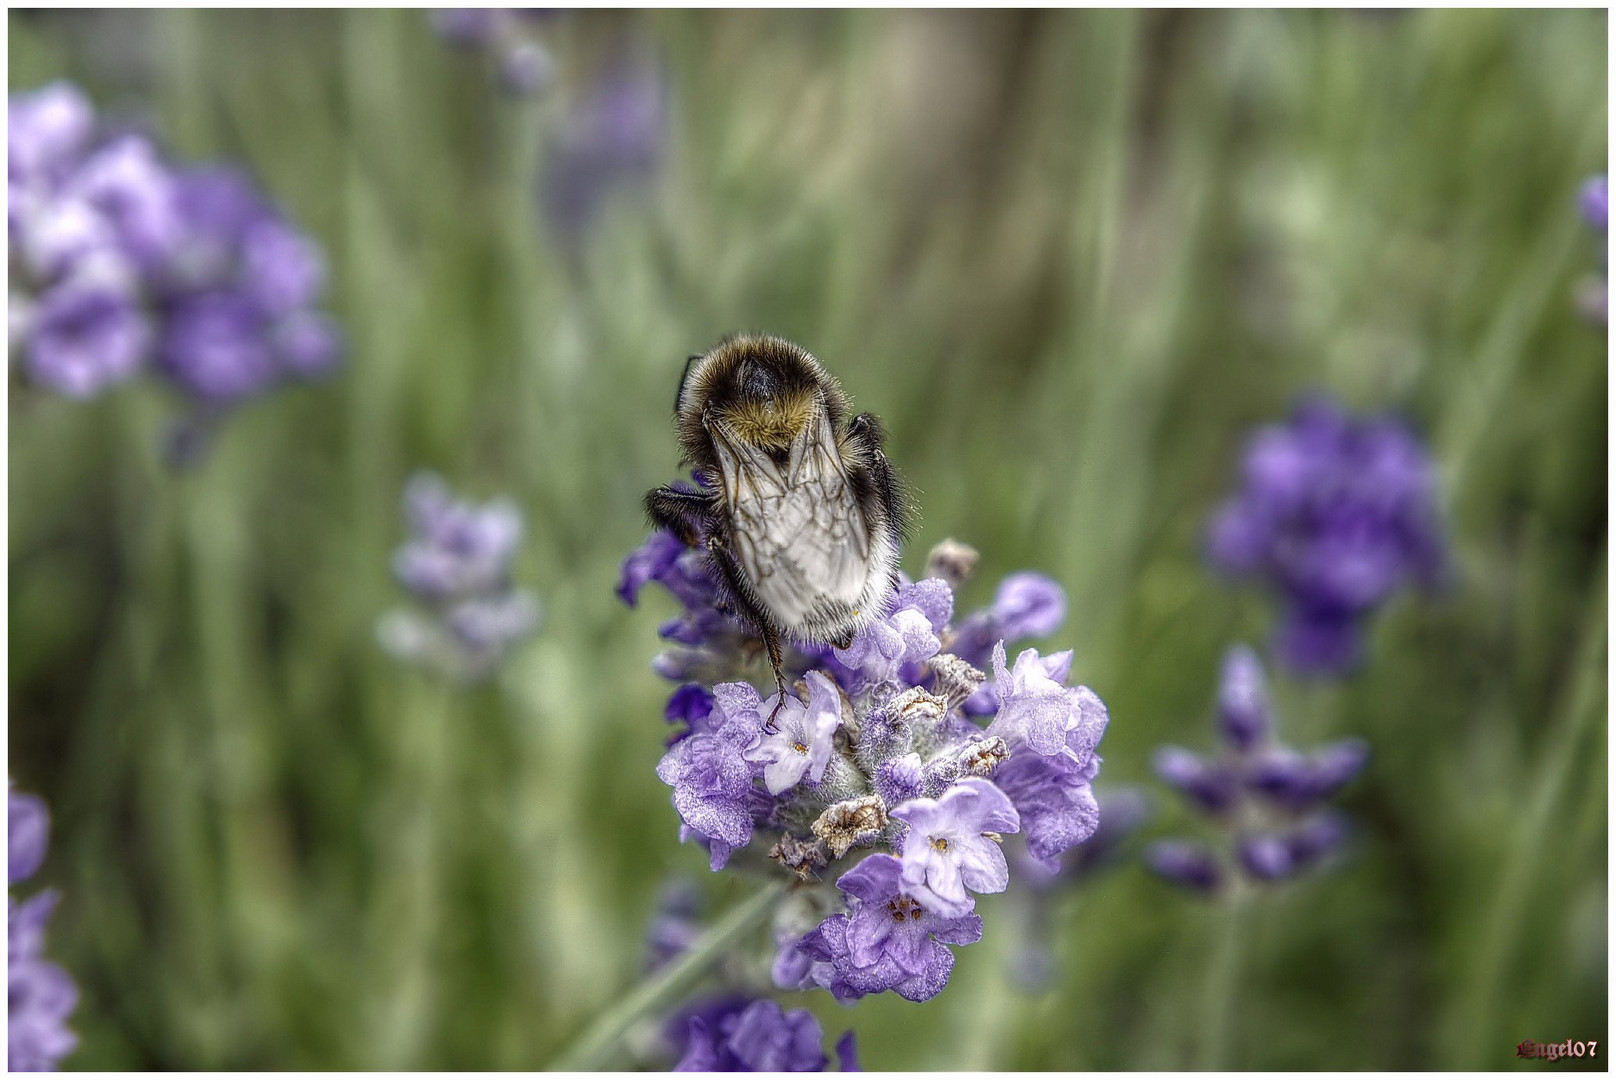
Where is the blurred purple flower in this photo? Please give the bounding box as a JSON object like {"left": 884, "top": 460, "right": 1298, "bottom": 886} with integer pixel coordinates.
{"left": 1580, "top": 174, "right": 1607, "bottom": 234}
{"left": 429, "top": 9, "right": 558, "bottom": 98}
{"left": 1577, "top": 174, "right": 1608, "bottom": 324}
{"left": 8, "top": 82, "right": 344, "bottom": 443}
{"left": 430, "top": 8, "right": 504, "bottom": 46}
{"left": 834, "top": 1032, "right": 859, "bottom": 1072}
{"left": 272, "top": 310, "right": 342, "bottom": 377}
{"left": 395, "top": 472, "right": 524, "bottom": 600}
{"left": 8, "top": 789, "right": 49, "bottom": 887}
{"left": 643, "top": 878, "right": 704, "bottom": 974}
{"left": 1244, "top": 739, "right": 1369, "bottom": 811}
{"left": 8, "top": 82, "right": 93, "bottom": 183}
{"left": 70, "top": 135, "right": 180, "bottom": 267}
{"left": 541, "top": 56, "right": 668, "bottom": 243}
{"left": 1237, "top": 812, "right": 1351, "bottom": 881}
{"left": 378, "top": 472, "right": 541, "bottom": 680}
{"left": 158, "top": 291, "right": 278, "bottom": 401}
{"left": 241, "top": 219, "right": 325, "bottom": 315}
{"left": 1216, "top": 644, "right": 1270, "bottom": 749}
{"left": 500, "top": 42, "right": 555, "bottom": 97}
{"left": 1207, "top": 396, "right": 1445, "bottom": 676}
{"left": 8, "top": 783, "right": 77, "bottom": 1072}
{"left": 154, "top": 165, "right": 343, "bottom": 405}
{"left": 1152, "top": 746, "right": 1238, "bottom": 815}
{"left": 1149, "top": 646, "right": 1366, "bottom": 893}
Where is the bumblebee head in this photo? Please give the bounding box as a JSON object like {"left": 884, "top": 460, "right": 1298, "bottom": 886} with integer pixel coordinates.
{"left": 675, "top": 335, "right": 851, "bottom": 464}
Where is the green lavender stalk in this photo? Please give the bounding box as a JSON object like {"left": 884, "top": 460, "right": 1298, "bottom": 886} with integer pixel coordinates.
{"left": 548, "top": 879, "right": 790, "bottom": 1071}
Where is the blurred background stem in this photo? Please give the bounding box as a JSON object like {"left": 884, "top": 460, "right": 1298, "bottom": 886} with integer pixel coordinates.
{"left": 1197, "top": 884, "right": 1251, "bottom": 1069}
{"left": 548, "top": 878, "right": 790, "bottom": 1071}
{"left": 364, "top": 678, "right": 457, "bottom": 1068}
{"left": 1452, "top": 548, "right": 1607, "bottom": 1068}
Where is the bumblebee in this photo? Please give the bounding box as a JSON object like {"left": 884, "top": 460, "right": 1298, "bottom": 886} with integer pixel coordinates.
{"left": 645, "top": 335, "right": 906, "bottom": 711}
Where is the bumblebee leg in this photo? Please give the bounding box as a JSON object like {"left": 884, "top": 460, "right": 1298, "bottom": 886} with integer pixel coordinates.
{"left": 845, "top": 412, "right": 908, "bottom": 546}
{"left": 704, "top": 538, "right": 791, "bottom": 728}
{"left": 845, "top": 411, "right": 887, "bottom": 452}
{"left": 645, "top": 485, "right": 719, "bottom": 546}
{"left": 760, "top": 623, "right": 789, "bottom": 729}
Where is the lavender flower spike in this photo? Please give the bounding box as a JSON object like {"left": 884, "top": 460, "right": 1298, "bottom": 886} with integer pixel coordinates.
{"left": 892, "top": 777, "right": 1020, "bottom": 918}
{"left": 377, "top": 472, "right": 540, "bottom": 680}
{"left": 1149, "top": 645, "right": 1367, "bottom": 893}
{"left": 9, "top": 81, "right": 345, "bottom": 457}
{"left": 625, "top": 531, "right": 1112, "bottom": 1007}
{"left": 1206, "top": 396, "right": 1445, "bottom": 676}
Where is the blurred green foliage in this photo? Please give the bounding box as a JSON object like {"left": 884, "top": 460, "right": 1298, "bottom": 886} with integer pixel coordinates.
{"left": 8, "top": 8, "right": 1607, "bottom": 1070}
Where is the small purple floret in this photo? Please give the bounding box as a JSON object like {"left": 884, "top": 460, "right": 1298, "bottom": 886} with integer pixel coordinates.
{"left": 892, "top": 777, "right": 1020, "bottom": 918}
{"left": 1145, "top": 840, "right": 1222, "bottom": 892}
{"left": 675, "top": 999, "right": 828, "bottom": 1072}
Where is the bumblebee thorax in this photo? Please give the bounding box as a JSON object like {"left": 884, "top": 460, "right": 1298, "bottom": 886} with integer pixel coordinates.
{"left": 676, "top": 334, "right": 851, "bottom": 465}
{"left": 710, "top": 391, "right": 819, "bottom": 454}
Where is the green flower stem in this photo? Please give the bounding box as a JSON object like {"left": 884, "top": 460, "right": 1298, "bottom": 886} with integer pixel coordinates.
{"left": 1197, "top": 883, "right": 1251, "bottom": 1070}
{"left": 548, "top": 879, "right": 790, "bottom": 1072}
{"left": 366, "top": 679, "right": 457, "bottom": 1069}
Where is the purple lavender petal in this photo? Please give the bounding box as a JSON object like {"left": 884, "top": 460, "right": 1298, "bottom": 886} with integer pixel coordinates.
{"left": 721, "top": 1000, "right": 828, "bottom": 1072}
{"left": 158, "top": 291, "right": 278, "bottom": 401}
{"left": 1580, "top": 174, "right": 1608, "bottom": 233}
{"left": 1145, "top": 840, "right": 1221, "bottom": 892}
{"left": 1152, "top": 746, "right": 1238, "bottom": 814}
{"left": 1216, "top": 644, "right": 1270, "bottom": 750}
{"left": 8, "top": 791, "right": 49, "bottom": 887}
{"left": 26, "top": 279, "right": 149, "bottom": 397}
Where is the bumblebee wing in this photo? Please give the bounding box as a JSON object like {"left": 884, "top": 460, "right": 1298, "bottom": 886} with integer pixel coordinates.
{"left": 712, "top": 412, "right": 872, "bottom": 633}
